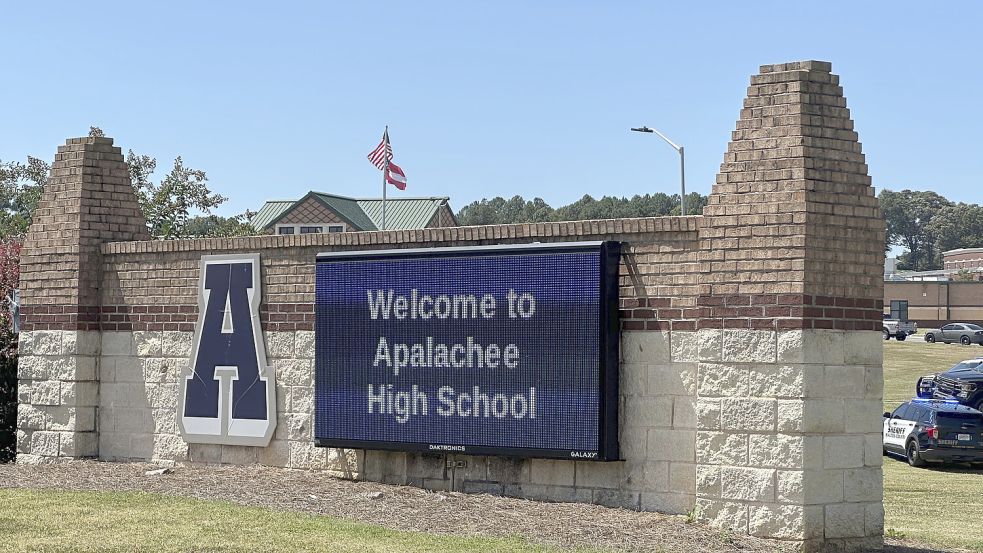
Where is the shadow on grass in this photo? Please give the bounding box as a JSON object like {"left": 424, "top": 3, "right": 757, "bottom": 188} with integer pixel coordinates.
{"left": 884, "top": 545, "right": 952, "bottom": 553}
{"left": 884, "top": 451, "right": 983, "bottom": 474}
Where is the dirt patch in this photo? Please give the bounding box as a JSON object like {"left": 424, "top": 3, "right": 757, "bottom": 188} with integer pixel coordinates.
{"left": 0, "top": 461, "right": 950, "bottom": 552}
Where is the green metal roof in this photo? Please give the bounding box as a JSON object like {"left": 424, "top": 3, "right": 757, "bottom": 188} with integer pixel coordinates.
{"left": 251, "top": 200, "right": 294, "bottom": 230}
{"left": 357, "top": 197, "right": 447, "bottom": 230}
{"left": 313, "top": 193, "right": 378, "bottom": 231}
{"left": 254, "top": 192, "right": 450, "bottom": 232}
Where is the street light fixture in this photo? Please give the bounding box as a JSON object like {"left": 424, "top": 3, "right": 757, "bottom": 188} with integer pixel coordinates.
{"left": 630, "top": 126, "right": 687, "bottom": 216}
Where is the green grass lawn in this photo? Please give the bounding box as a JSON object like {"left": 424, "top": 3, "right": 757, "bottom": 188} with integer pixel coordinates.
{"left": 0, "top": 489, "right": 559, "bottom": 553}
{"left": 883, "top": 337, "right": 983, "bottom": 551}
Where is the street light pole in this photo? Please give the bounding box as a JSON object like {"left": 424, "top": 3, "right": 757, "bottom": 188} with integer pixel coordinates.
{"left": 630, "top": 126, "right": 687, "bottom": 216}
{"left": 679, "top": 146, "right": 686, "bottom": 216}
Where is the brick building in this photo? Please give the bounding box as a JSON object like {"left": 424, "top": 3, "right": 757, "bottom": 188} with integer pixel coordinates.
{"left": 884, "top": 281, "right": 983, "bottom": 326}
{"left": 252, "top": 191, "right": 457, "bottom": 235}
{"left": 882, "top": 248, "right": 983, "bottom": 326}
{"left": 943, "top": 247, "right": 983, "bottom": 272}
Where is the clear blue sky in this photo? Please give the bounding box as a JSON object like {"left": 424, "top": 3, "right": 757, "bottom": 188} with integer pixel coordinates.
{"left": 2, "top": 1, "right": 981, "bottom": 218}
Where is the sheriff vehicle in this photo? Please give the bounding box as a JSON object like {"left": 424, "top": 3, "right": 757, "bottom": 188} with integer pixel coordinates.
{"left": 883, "top": 398, "right": 983, "bottom": 467}
{"left": 916, "top": 357, "right": 983, "bottom": 411}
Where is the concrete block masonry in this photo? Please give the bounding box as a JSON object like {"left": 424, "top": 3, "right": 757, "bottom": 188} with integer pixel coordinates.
{"left": 16, "top": 60, "right": 884, "bottom": 552}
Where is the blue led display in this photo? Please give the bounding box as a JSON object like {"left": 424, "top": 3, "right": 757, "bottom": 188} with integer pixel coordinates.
{"left": 314, "top": 242, "right": 620, "bottom": 460}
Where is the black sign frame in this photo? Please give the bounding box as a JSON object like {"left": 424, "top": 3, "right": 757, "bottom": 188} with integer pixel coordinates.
{"left": 313, "top": 241, "right": 621, "bottom": 461}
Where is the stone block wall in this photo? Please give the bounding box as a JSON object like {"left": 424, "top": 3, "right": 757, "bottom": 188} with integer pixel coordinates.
{"left": 95, "top": 327, "right": 359, "bottom": 474}
{"left": 16, "top": 330, "right": 101, "bottom": 463}
{"left": 16, "top": 60, "right": 885, "bottom": 551}
{"left": 693, "top": 328, "right": 883, "bottom": 549}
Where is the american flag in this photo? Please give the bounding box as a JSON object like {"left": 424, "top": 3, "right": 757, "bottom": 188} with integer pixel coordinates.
{"left": 367, "top": 129, "right": 392, "bottom": 170}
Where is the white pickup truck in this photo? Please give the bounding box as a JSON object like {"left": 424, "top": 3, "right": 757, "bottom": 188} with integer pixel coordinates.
{"left": 884, "top": 314, "right": 917, "bottom": 341}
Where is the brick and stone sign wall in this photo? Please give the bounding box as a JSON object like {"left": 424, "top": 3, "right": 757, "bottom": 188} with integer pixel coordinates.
{"left": 15, "top": 60, "right": 884, "bottom": 552}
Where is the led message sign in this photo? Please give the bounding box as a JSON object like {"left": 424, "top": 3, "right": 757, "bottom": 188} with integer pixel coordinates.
{"left": 314, "top": 242, "right": 620, "bottom": 460}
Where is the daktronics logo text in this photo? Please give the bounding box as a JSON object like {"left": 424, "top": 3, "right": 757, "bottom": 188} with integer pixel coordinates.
{"left": 429, "top": 444, "right": 466, "bottom": 452}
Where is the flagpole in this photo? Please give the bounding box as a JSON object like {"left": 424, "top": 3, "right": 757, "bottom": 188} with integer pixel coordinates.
{"left": 382, "top": 125, "right": 388, "bottom": 231}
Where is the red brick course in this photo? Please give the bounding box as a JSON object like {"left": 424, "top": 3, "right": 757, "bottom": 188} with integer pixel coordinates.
{"left": 20, "top": 303, "right": 318, "bottom": 332}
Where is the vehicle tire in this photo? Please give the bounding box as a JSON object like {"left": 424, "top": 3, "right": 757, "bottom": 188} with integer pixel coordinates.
{"left": 961, "top": 336, "right": 971, "bottom": 345}
{"left": 972, "top": 463, "right": 983, "bottom": 470}
{"left": 883, "top": 330, "right": 890, "bottom": 341}
{"left": 926, "top": 334, "right": 936, "bottom": 343}
{"left": 897, "top": 334, "right": 907, "bottom": 342}
{"left": 906, "top": 440, "right": 926, "bottom": 467}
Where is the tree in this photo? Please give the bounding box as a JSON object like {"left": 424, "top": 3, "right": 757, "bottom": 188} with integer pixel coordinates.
{"left": 94, "top": 125, "right": 247, "bottom": 240}
{"left": 879, "top": 189, "right": 953, "bottom": 271}
{"left": 675, "top": 192, "right": 709, "bottom": 216}
{"left": 182, "top": 212, "right": 257, "bottom": 238}
{"left": 0, "top": 157, "right": 48, "bottom": 237}
{"left": 456, "top": 196, "right": 556, "bottom": 226}
{"left": 455, "top": 192, "right": 709, "bottom": 226}
{"left": 927, "top": 203, "right": 983, "bottom": 258}
{"left": 1, "top": 127, "right": 247, "bottom": 241}
{"left": 127, "top": 152, "right": 228, "bottom": 239}
{"left": 953, "top": 269, "right": 977, "bottom": 282}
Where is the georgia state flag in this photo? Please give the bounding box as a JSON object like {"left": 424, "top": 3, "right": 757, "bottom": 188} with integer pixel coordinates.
{"left": 386, "top": 162, "right": 407, "bottom": 190}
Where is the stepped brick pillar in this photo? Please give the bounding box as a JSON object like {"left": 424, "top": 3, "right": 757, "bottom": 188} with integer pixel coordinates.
{"left": 694, "top": 61, "right": 885, "bottom": 551}
{"left": 16, "top": 136, "right": 150, "bottom": 463}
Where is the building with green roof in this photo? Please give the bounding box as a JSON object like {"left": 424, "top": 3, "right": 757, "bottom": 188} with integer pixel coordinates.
{"left": 252, "top": 192, "right": 457, "bottom": 235}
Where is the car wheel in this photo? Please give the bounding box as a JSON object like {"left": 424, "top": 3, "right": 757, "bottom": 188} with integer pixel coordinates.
{"left": 926, "top": 334, "right": 936, "bottom": 343}
{"left": 897, "top": 334, "right": 907, "bottom": 342}
{"left": 972, "top": 463, "right": 983, "bottom": 470}
{"left": 961, "top": 336, "right": 971, "bottom": 345}
{"left": 906, "top": 440, "right": 926, "bottom": 467}
{"left": 883, "top": 330, "right": 890, "bottom": 340}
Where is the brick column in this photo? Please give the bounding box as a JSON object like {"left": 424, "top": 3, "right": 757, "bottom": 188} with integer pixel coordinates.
{"left": 694, "top": 61, "right": 885, "bottom": 552}
{"left": 17, "top": 136, "right": 150, "bottom": 463}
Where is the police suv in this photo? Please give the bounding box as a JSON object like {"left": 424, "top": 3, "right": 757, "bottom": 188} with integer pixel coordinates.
{"left": 916, "top": 357, "right": 983, "bottom": 411}
{"left": 883, "top": 399, "right": 983, "bottom": 467}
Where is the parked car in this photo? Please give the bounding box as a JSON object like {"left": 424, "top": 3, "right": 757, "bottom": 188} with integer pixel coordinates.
{"left": 916, "top": 357, "right": 983, "bottom": 410}
{"left": 883, "top": 313, "right": 917, "bottom": 341}
{"left": 923, "top": 323, "right": 983, "bottom": 345}
{"left": 883, "top": 398, "right": 983, "bottom": 467}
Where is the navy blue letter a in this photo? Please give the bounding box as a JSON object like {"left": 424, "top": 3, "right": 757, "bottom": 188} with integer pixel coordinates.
{"left": 178, "top": 254, "right": 276, "bottom": 446}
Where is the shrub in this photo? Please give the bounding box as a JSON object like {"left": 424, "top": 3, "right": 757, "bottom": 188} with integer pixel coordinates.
{"left": 0, "top": 351, "right": 14, "bottom": 462}
{"left": 0, "top": 239, "right": 21, "bottom": 462}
